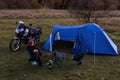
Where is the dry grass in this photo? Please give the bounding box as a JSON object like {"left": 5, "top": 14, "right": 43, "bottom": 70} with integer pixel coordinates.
{"left": 0, "top": 9, "right": 120, "bottom": 26}
{"left": 0, "top": 9, "right": 73, "bottom": 18}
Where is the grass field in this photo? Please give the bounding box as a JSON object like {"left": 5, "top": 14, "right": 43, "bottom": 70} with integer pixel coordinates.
{"left": 0, "top": 10, "right": 120, "bottom": 80}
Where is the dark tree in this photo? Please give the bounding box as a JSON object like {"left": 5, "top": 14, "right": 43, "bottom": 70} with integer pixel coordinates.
{"left": 59, "top": 0, "right": 70, "bottom": 9}
{"left": 101, "top": 0, "right": 112, "bottom": 10}
{"left": 45, "top": 0, "right": 53, "bottom": 8}
{"left": 5, "top": 0, "right": 14, "bottom": 9}
{"left": 117, "top": 0, "right": 120, "bottom": 10}
{"left": 45, "top": 0, "right": 70, "bottom": 9}
{"left": 118, "top": 0, "right": 120, "bottom": 9}
{"left": 38, "top": 0, "right": 42, "bottom": 3}
{"left": 18, "top": 0, "right": 32, "bottom": 9}
{"left": 0, "top": 0, "right": 8, "bottom": 9}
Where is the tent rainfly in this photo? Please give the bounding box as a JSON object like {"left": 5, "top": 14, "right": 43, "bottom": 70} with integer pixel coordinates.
{"left": 42, "top": 23, "right": 118, "bottom": 55}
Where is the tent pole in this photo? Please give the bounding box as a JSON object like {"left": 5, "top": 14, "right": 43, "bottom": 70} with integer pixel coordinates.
{"left": 94, "top": 32, "right": 96, "bottom": 66}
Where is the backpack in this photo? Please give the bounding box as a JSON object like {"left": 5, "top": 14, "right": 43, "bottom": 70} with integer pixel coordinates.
{"left": 72, "top": 50, "right": 88, "bottom": 61}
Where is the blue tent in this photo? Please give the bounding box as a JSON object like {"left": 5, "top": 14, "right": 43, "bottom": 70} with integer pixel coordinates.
{"left": 42, "top": 23, "right": 118, "bottom": 55}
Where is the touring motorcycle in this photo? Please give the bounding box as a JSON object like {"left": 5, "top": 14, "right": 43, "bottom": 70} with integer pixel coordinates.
{"left": 9, "top": 25, "right": 42, "bottom": 52}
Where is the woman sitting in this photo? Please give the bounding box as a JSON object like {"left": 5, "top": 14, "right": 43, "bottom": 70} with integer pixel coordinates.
{"left": 26, "top": 40, "right": 45, "bottom": 67}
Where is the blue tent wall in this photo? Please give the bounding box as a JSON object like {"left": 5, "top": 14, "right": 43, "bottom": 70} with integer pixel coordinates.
{"left": 72, "top": 23, "right": 118, "bottom": 55}
{"left": 42, "top": 23, "right": 118, "bottom": 55}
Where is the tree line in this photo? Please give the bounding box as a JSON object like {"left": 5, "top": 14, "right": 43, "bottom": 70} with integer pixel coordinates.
{"left": 0, "top": 0, "right": 120, "bottom": 10}
{"left": 0, "top": 0, "right": 69, "bottom": 9}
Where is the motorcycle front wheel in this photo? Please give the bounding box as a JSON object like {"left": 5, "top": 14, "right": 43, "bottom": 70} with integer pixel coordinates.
{"left": 9, "top": 39, "right": 21, "bottom": 52}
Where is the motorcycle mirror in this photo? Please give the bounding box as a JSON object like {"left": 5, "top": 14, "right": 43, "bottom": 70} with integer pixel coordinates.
{"left": 16, "top": 22, "right": 18, "bottom": 24}
{"left": 29, "top": 23, "right": 32, "bottom": 26}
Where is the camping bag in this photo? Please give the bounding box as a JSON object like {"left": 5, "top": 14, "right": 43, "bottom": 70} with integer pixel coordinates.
{"left": 72, "top": 50, "right": 88, "bottom": 61}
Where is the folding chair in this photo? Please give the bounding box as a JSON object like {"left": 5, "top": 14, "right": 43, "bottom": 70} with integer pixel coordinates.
{"left": 52, "top": 51, "right": 66, "bottom": 68}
